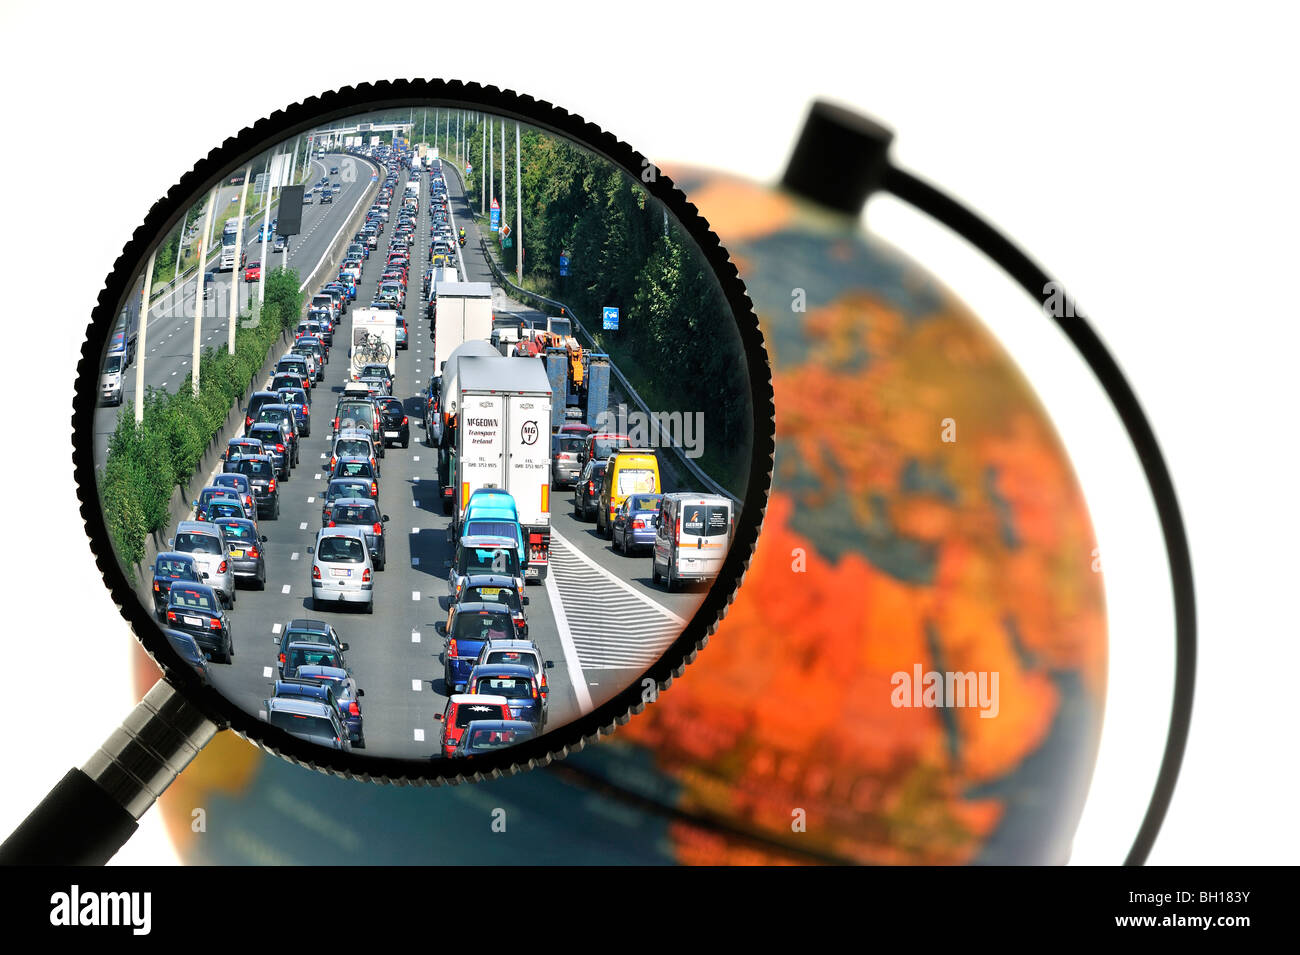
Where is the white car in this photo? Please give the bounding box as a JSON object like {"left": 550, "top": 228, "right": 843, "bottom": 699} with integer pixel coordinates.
{"left": 168, "top": 521, "right": 236, "bottom": 608}
{"left": 100, "top": 352, "right": 125, "bottom": 406}
{"left": 309, "top": 525, "right": 374, "bottom": 613}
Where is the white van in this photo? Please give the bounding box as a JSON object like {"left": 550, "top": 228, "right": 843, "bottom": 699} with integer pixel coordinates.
{"left": 651, "top": 493, "right": 734, "bottom": 590}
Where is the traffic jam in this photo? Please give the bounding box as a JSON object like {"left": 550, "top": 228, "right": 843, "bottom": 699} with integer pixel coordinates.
{"left": 119, "top": 132, "right": 738, "bottom": 761}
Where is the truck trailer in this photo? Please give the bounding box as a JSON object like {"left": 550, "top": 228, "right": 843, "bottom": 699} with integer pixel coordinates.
{"left": 433, "top": 281, "right": 493, "bottom": 374}
{"left": 446, "top": 356, "right": 553, "bottom": 581}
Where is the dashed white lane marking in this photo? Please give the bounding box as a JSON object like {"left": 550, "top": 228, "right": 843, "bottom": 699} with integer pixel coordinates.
{"left": 411, "top": 630, "right": 421, "bottom": 643}
{"left": 307, "top": 496, "right": 315, "bottom": 503}
{"left": 411, "top": 679, "right": 422, "bottom": 691}
{"left": 291, "top": 552, "right": 299, "bottom": 561}
{"left": 299, "top": 522, "right": 308, "bottom": 530}
{"left": 411, "top": 590, "right": 421, "bottom": 601}
{"left": 411, "top": 526, "right": 419, "bottom": 534}
{"left": 281, "top": 584, "right": 291, "bottom": 595}
{"left": 413, "top": 728, "right": 425, "bottom": 742}
{"left": 272, "top": 623, "right": 282, "bottom": 634}
{"left": 263, "top": 666, "right": 273, "bottom": 678}
{"left": 320, "top": 452, "right": 326, "bottom": 459}
{"left": 413, "top": 456, "right": 420, "bottom": 462}
{"left": 314, "top": 473, "right": 322, "bottom": 480}
{"left": 413, "top": 475, "right": 420, "bottom": 483}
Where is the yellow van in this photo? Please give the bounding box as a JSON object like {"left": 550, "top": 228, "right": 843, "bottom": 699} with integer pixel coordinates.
{"left": 597, "top": 449, "right": 661, "bottom": 538}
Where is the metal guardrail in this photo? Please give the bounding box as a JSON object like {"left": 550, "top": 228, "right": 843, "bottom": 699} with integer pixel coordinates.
{"left": 468, "top": 225, "right": 740, "bottom": 504}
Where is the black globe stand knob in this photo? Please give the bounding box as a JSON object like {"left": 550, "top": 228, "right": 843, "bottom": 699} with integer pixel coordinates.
{"left": 781, "top": 100, "right": 895, "bottom": 215}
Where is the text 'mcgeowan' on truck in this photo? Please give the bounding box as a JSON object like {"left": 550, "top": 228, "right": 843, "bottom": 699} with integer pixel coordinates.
{"left": 349, "top": 307, "right": 397, "bottom": 382}
{"left": 444, "top": 356, "right": 553, "bottom": 582}
{"left": 433, "top": 281, "right": 493, "bottom": 375}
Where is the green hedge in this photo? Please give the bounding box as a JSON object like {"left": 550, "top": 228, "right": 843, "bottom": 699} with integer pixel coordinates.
{"left": 99, "top": 268, "right": 302, "bottom": 569}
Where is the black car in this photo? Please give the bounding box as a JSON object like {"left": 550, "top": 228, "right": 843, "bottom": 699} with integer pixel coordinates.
{"left": 244, "top": 391, "right": 283, "bottom": 434}
{"left": 320, "top": 190, "right": 334, "bottom": 204}
{"left": 326, "top": 497, "right": 389, "bottom": 571}
{"left": 235, "top": 454, "right": 280, "bottom": 519}
{"left": 253, "top": 405, "right": 301, "bottom": 466}
{"left": 164, "top": 582, "right": 233, "bottom": 664}
{"left": 322, "top": 478, "right": 375, "bottom": 525}
{"left": 279, "top": 640, "right": 348, "bottom": 680}
{"left": 374, "top": 396, "right": 409, "bottom": 448}
{"left": 151, "top": 552, "right": 204, "bottom": 619}
{"left": 573, "top": 459, "right": 607, "bottom": 520}
{"left": 163, "top": 628, "right": 211, "bottom": 685}
{"left": 224, "top": 437, "right": 266, "bottom": 473}
{"left": 275, "top": 619, "right": 348, "bottom": 677}
{"left": 248, "top": 423, "right": 290, "bottom": 478}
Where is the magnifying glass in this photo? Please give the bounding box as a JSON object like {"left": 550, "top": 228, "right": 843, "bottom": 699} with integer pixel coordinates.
{"left": 2, "top": 83, "right": 1193, "bottom": 867}
{"left": 0, "top": 81, "right": 773, "bottom": 864}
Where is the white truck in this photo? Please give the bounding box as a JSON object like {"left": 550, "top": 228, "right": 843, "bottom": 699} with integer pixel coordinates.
{"left": 434, "top": 281, "right": 492, "bottom": 375}
{"left": 449, "top": 356, "right": 554, "bottom": 580}
{"left": 219, "top": 219, "right": 242, "bottom": 271}
{"left": 349, "top": 308, "right": 397, "bottom": 381}
{"left": 434, "top": 339, "right": 498, "bottom": 449}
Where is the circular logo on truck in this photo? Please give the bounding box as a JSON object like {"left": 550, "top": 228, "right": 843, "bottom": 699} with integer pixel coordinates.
{"left": 520, "top": 420, "right": 538, "bottom": 445}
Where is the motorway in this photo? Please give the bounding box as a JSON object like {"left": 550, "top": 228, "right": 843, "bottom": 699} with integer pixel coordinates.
{"left": 92, "top": 155, "right": 373, "bottom": 466}
{"left": 124, "top": 149, "right": 720, "bottom": 761}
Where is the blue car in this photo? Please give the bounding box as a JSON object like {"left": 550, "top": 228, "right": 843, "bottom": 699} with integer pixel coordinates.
{"left": 273, "top": 668, "right": 364, "bottom": 748}
{"left": 461, "top": 512, "right": 527, "bottom": 576}
{"left": 612, "top": 492, "right": 663, "bottom": 554}
{"left": 465, "top": 663, "right": 546, "bottom": 729}
{"left": 276, "top": 389, "right": 311, "bottom": 437}
{"left": 461, "top": 490, "right": 527, "bottom": 572}
{"left": 440, "top": 602, "right": 517, "bottom": 694}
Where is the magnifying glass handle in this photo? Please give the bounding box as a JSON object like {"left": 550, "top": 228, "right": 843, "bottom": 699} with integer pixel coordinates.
{"left": 0, "top": 679, "right": 218, "bottom": 865}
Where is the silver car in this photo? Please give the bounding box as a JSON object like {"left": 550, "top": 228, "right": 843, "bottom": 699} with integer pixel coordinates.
{"left": 308, "top": 525, "right": 374, "bottom": 613}
{"left": 168, "top": 521, "right": 236, "bottom": 607}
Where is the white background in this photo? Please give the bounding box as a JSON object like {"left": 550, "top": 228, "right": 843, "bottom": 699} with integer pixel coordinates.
{"left": 0, "top": 0, "right": 1294, "bottom": 865}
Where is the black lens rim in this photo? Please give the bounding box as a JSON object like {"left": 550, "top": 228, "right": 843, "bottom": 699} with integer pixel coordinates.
{"left": 72, "top": 78, "right": 775, "bottom": 784}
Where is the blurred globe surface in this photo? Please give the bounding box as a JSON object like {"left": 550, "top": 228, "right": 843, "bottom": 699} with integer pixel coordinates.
{"left": 134, "top": 164, "right": 1105, "bottom": 865}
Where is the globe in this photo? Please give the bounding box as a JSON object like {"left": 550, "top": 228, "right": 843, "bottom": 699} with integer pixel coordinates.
{"left": 133, "top": 164, "right": 1105, "bottom": 865}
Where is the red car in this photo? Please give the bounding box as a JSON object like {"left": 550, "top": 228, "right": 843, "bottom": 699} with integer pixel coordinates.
{"left": 435, "top": 695, "right": 512, "bottom": 758}
{"left": 244, "top": 261, "right": 261, "bottom": 282}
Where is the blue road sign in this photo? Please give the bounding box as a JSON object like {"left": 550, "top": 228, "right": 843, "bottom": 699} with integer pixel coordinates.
{"left": 602, "top": 306, "right": 619, "bottom": 330}
{"left": 559, "top": 254, "right": 569, "bottom": 277}
{"left": 490, "top": 198, "right": 500, "bottom": 232}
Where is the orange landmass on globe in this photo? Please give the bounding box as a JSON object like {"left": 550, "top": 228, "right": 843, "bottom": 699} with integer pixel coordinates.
{"left": 619, "top": 282, "right": 1105, "bottom": 864}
